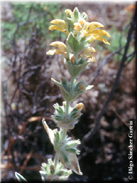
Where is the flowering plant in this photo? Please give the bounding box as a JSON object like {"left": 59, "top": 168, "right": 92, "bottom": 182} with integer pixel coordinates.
{"left": 15, "top": 7, "right": 110, "bottom": 181}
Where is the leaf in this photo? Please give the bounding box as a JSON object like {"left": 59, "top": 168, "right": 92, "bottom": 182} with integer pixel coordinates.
{"left": 81, "top": 12, "right": 87, "bottom": 20}
{"left": 73, "top": 7, "right": 80, "bottom": 22}
{"left": 66, "top": 17, "right": 74, "bottom": 28}
{"left": 54, "top": 131, "right": 60, "bottom": 144}
{"left": 61, "top": 151, "right": 69, "bottom": 163}
{"left": 42, "top": 119, "right": 55, "bottom": 144}
{"left": 65, "top": 60, "right": 89, "bottom": 78}
{"left": 86, "top": 85, "right": 94, "bottom": 90}
{"left": 39, "top": 171, "right": 46, "bottom": 182}
{"left": 61, "top": 153, "right": 82, "bottom": 175}
{"left": 51, "top": 78, "right": 61, "bottom": 87}
{"left": 65, "top": 148, "right": 77, "bottom": 153}
{"left": 66, "top": 139, "right": 80, "bottom": 148}
{"left": 67, "top": 32, "right": 79, "bottom": 52}
{"left": 15, "top": 172, "right": 27, "bottom": 182}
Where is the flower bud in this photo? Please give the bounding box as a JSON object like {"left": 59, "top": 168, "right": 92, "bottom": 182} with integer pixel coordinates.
{"left": 60, "top": 77, "right": 65, "bottom": 82}
{"left": 50, "top": 41, "right": 67, "bottom": 53}
{"left": 65, "top": 9, "right": 73, "bottom": 17}
{"left": 70, "top": 54, "right": 75, "bottom": 63}
{"left": 78, "top": 19, "right": 85, "bottom": 26}
{"left": 75, "top": 103, "right": 84, "bottom": 111}
{"left": 74, "top": 22, "right": 82, "bottom": 34}
{"left": 86, "top": 22, "right": 104, "bottom": 33}
{"left": 78, "top": 84, "right": 86, "bottom": 91}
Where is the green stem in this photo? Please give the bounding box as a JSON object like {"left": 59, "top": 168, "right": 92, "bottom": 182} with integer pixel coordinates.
{"left": 75, "top": 52, "right": 78, "bottom": 64}
{"left": 62, "top": 128, "right": 67, "bottom": 139}
{"left": 71, "top": 77, "right": 75, "bottom": 86}
{"left": 62, "top": 100, "right": 70, "bottom": 139}
{"left": 54, "top": 154, "right": 59, "bottom": 171}
{"left": 65, "top": 101, "right": 70, "bottom": 114}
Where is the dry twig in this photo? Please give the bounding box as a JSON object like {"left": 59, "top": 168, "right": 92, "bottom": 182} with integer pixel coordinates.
{"left": 81, "top": 5, "right": 136, "bottom": 146}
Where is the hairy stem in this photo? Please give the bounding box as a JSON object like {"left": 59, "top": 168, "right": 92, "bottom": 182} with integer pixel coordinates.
{"left": 54, "top": 154, "right": 59, "bottom": 171}
{"left": 71, "top": 77, "right": 75, "bottom": 86}
{"left": 65, "top": 101, "right": 70, "bottom": 114}
{"left": 62, "top": 128, "right": 67, "bottom": 139}
{"left": 62, "top": 101, "right": 70, "bottom": 139}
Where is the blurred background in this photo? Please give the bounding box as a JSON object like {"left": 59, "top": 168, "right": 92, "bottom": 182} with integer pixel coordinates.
{"left": 1, "top": 1, "right": 136, "bottom": 181}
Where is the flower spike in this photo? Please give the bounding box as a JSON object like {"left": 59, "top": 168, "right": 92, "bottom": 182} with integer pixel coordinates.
{"left": 49, "top": 19, "right": 68, "bottom": 36}
{"left": 40, "top": 7, "right": 110, "bottom": 181}
{"left": 46, "top": 41, "right": 68, "bottom": 58}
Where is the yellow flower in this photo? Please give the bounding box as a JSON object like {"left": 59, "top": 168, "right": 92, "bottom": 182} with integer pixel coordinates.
{"left": 81, "top": 21, "right": 110, "bottom": 45}
{"left": 83, "top": 47, "right": 96, "bottom": 54}
{"left": 82, "top": 22, "right": 104, "bottom": 36}
{"left": 74, "top": 22, "right": 82, "bottom": 34}
{"left": 81, "top": 47, "right": 96, "bottom": 62}
{"left": 46, "top": 41, "right": 68, "bottom": 58}
{"left": 88, "top": 30, "right": 110, "bottom": 45}
{"left": 49, "top": 19, "right": 68, "bottom": 36}
{"left": 65, "top": 9, "right": 73, "bottom": 17}
{"left": 78, "top": 84, "right": 86, "bottom": 91}
{"left": 69, "top": 54, "right": 75, "bottom": 63}
{"left": 50, "top": 42, "right": 67, "bottom": 53}
{"left": 75, "top": 103, "right": 84, "bottom": 111}
{"left": 87, "top": 56, "right": 96, "bottom": 62}
{"left": 74, "top": 19, "right": 86, "bottom": 35}
{"left": 78, "top": 19, "right": 85, "bottom": 26}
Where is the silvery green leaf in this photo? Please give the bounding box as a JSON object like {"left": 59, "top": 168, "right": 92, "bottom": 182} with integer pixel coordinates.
{"left": 39, "top": 171, "right": 46, "bottom": 181}
{"left": 66, "top": 17, "right": 74, "bottom": 28}
{"left": 51, "top": 78, "right": 69, "bottom": 96}
{"left": 86, "top": 85, "right": 94, "bottom": 90}
{"left": 61, "top": 151, "right": 69, "bottom": 163}
{"left": 81, "top": 12, "right": 88, "bottom": 20}
{"left": 48, "top": 158, "right": 54, "bottom": 166}
{"left": 56, "top": 161, "right": 64, "bottom": 170}
{"left": 42, "top": 162, "right": 49, "bottom": 172}
{"left": 66, "top": 139, "right": 80, "bottom": 147}
{"left": 67, "top": 32, "right": 79, "bottom": 52}
{"left": 54, "top": 131, "right": 60, "bottom": 144}
{"left": 65, "top": 148, "right": 77, "bottom": 153}
{"left": 64, "top": 59, "right": 89, "bottom": 78}
{"left": 15, "top": 172, "right": 27, "bottom": 182}
{"left": 42, "top": 119, "right": 55, "bottom": 145}
{"left": 51, "top": 78, "right": 61, "bottom": 87}
{"left": 57, "top": 169, "right": 72, "bottom": 177}
{"left": 40, "top": 158, "right": 72, "bottom": 181}
{"left": 57, "top": 106, "right": 64, "bottom": 114}
{"left": 60, "top": 152, "right": 82, "bottom": 175}
{"left": 73, "top": 7, "right": 80, "bottom": 22}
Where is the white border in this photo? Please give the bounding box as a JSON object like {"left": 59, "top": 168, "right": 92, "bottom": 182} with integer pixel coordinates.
{"left": 0, "top": 0, "right": 135, "bottom": 181}
{"left": 0, "top": 0, "right": 136, "bottom": 3}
